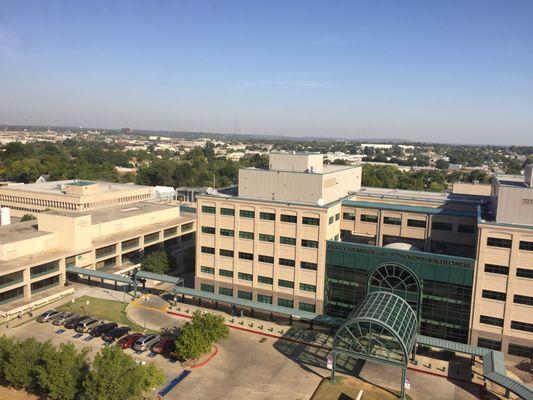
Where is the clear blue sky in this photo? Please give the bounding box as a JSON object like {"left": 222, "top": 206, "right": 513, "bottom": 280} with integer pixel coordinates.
{"left": 1, "top": 0, "right": 532, "bottom": 144}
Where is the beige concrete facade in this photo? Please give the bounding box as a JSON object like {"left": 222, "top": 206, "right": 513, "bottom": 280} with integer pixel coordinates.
{"left": 0, "top": 180, "right": 153, "bottom": 217}
{"left": 0, "top": 197, "right": 195, "bottom": 319}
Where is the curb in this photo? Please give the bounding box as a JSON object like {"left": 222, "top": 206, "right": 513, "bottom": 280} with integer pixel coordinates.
{"left": 189, "top": 345, "right": 219, "bottom": 369}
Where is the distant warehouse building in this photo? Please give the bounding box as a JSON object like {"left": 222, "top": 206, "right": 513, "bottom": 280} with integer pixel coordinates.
{"left": 196, "top": 152, "right": 533, "bottom": 357}
{"left": 0, "top": 181, "right": 195, "bottom": 320}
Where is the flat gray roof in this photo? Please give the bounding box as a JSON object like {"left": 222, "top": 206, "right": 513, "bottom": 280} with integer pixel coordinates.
{"left": 0, "top": 220, "right": 52, "bottom": 245}
{"left": 0, "top": 180, "right": 150, "bottom": 196}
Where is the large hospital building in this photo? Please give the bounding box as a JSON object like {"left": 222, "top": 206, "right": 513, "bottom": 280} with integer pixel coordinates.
{"left": 196, "top": 152, "right": 533, "bottom": 357}
{"left": 0, "top": 180, "right": 195, "bottom": 318}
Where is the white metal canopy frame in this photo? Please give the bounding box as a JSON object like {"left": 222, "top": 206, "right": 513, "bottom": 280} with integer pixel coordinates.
{"left": 331, "top": 291, "right": 419, "bottom": 399}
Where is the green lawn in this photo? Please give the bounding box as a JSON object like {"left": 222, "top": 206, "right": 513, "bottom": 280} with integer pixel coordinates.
{"left": 59, "top": 296, "right": 145, "bottom": 332}
{"left": 312, "top": 377, "right": 414, "bottom": 400}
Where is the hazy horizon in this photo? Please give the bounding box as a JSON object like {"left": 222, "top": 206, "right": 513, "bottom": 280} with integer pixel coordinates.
{"left": 1, "top": 1, "right": 532, "bottom": 145}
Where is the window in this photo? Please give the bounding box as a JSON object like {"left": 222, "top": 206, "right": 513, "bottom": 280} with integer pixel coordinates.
{"left": 219, "top": 269, "right": 233, "bottom": 278}
{"left": 258, "top": 276, "right": 273, "bottom": 285}
{"left": 301, "top": 239, "right": 318, "bottom": 248}
{"left": 201, "top": 246, "right": 215, "bottom": 254}
{"left": 238, "top": 252, "right": 253, "bottom": 260}
{"left": 432, "top": 221, "right": 452, "bottom": 231}
{"left": 508, "top": 343, "right": 533, "bottom": 358}
{"left": 0, "top": 271, "right": 23, "bottom": 289}
{"left": 303, "top": 217, "right": 320, "bottom": 225}
{"left": 407, "top": 219, "right": 426, "bottom": 228}
{"left": 201, "top": 226, "right": 215, "bottom": 234}
{"left": 342, "top": 212, "right": 355, "bottom": 221}
{"left": 144, "top": 232, "right": 159, "bottom": 243}
{"left": 238, "top": 290, "right": 252, "bottom": 300}
{"left": 259, "top": 234, "right": 275, "bottom": 242}
{"left": 299, "top": 283, "right": 316, "bottom": 293}
{"left": 220, "top": 228, "right": 234, "bottom": 237}
{"left": 95, "top": 244, "right": 116, "bottom": 258}
{"left": 200, "top": 266, "right": 214, "bottom": 274}
{"left": 257, "top": 294, "right": 272, "bottom": 304}
{"left": 0, "top": 286, "right": 24, "bottom": 305}
{"left": 279, "top": 258, "right": 295, "bottom": 267}
{"left": 201, "top": 205, "right": 215, "bottom": 214}
{"left": 479, "top": 315, "right": 504, "bottom": 327}
{"left": 517, "top": 268, "right": 533, "bottom": 279}
{"left": 239, "top": 231, "right": 254, "bottom": 240}
{"left": 31, "top": 275, "right": 59, "bottom": 294}
{"left": 519, "top": 241, "right": 533, "bottom": 251}
{"left": 299, "top": 302, "right": 315, "bottom": 312}
{"left": 200, "top": 283, "right": 214, "bottom": 293}
{"left": 240, "top": 210, "right": 255, "bottom": 218}
{"left": 280, "top": 236, "right": 296, "bottom": 246}
{"left": 258, "top": 255, "right": 274, "bottom": 264}
{"left": 301, "top": 261, "right": 318, "bottom": 271}
{"left": 220, "top": 207, "right": 235, "bottom": 216}
{"left": 477, "top": 337, "right": 501, "bottom": 351}
{"left": 482, "top": 290, "right": 506, "bottom": 301}
{"left": 514, "top": 294, "right": 533, "bottom": 306}
{"left": 458, "top": 224, "right": 475, "bottom": 233}
{"left": 511, "top": 320, "right": 533, "bottom": 333}
{"left": 219, "top": 249, "right": 234, "bottom": 257}
{"left": 219, "top": 287, "right": 233, "bottom": 296}
{"left": 181, "top": 222, "right": 193, "bottom": 232}
{"left": 384, "top": 216, "right": 401, "bottom": 226}
{"left": 278, "top": 279, "right": 294, "bottom": 289}
{"left": 328, "top": 216, "right": 334, "bottom": 224}
{"left": 281, "top": 214, "right": 297, "bottom": 223}
{"left": 238, "top": 272, "right": 253, "bottom": 281}
{"left": 484, "top": 264, "right": 509, "bottom": 275}
{"left": 30, "top": 260, "right": 59, "bottom": 278}
{"left": 278, "top": 298, "right": 294, "bottom": 308}
{"left": 487, "top": 237, "right": 512, "bottom": 248}
{"left": 335, "top": 213, "right": 340, "bottom": 221}
{"left": 164, "top": 227, "right": 177, "bottom": 238}
{"left": 260, "top": 212, "right": 275, "bottom": 220}
{"left": 360, "top": 214, "right": 378, "bottom": 223}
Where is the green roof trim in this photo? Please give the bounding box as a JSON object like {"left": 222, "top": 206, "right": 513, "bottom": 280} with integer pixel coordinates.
{"left": 66, "top": 266, "right": 135, "bottom": 284}
{"left": 67, "top": 180, "right": 95, "bottom": 186}
{"left": 135, "top": 270, "right": 184, "bottom": 286}
{"left": 342, "top": 200, "right": 478, "bottom": 218}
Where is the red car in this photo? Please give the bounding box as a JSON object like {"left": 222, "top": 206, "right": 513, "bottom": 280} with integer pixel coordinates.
{"left": 151, "top": 337, "right": 175, "bottom": 354}
{"left": 117, "top": 333, "right": 143, "bottom": 349}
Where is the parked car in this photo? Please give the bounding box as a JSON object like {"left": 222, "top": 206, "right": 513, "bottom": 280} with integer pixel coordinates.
{"left": 64, "top": 315, "right": 89, "bottom": 329}
{"left": 151, "top": 337, "right": 175, "bottom": 354}
{"left": 117, "top": 333, "right": 143, "bottom": 349}
{"left": 133, "top": 334, "right": 160, "bottom": 352}
{"left": 90, "top": 322, "right": 118, "bottom": 337}
{"left": 36, "top": 310, "right": 61, "bottom": 323}
{"left": 103, "top": 326, "right": 131, "bottom": 343}
{"left": 75, "top": 318, "right": 103, "bottom": 333}
{"left": 52, "top": 312, "right": 77, "bottom": 326}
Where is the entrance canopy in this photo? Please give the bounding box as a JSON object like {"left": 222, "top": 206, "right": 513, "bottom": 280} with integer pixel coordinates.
{"left": 333, "top": 291, "right": 418, "bottom": 367}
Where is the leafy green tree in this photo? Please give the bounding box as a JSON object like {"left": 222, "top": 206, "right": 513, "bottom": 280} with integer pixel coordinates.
{"left": 37, "top": 343, "right": 88, "bottom": 400}
{"left": 435, "top": 159, "right": 449, "bottom": 170}
{"left": 142, "top": 250, "right": 170, "bottom": 274}
{"left": 191, "top": 311, "right": 229, "bottom": 344}
{"left": 3, "top": 337, "right": 52, "bottom": 390}
{"left": 83, "top": 346, "right": 164, "bottom": 400}
{"left": 0, "top": 335, "right": 14, "bottom": 379}
{"left": 174, "top": 322, "right": 211, "bottom": 360}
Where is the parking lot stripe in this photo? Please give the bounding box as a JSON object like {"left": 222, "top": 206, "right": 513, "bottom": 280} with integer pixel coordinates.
{"left": 158, "top": 370, "right": 191, "bottom": 398}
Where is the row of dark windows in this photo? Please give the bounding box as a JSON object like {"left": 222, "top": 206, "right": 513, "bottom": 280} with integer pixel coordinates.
{"left": 487, "top": 237, "right": 533, "bottom": 251}
{"left": 200, "top": 246, "right": 317, "bottom": 270}
{"left": 201, "top": 205, "right": 320, "bottom": 225}
{"left": 199, "top": 283, "right": 316, "bottom": 312}
{"left": 207, "top": 269, "right": 315, "bottom": 292}
{"left": 480, "top": 315, "right": 533, "bottom": 332}
{"left": 485, "top": 264, "right": 533, "bottom": 279}
{"left": 30, "top": 260, "right": 59, "bottom": 278}
{"left": 482, "top": 289, "right": 533, "bottom": 307}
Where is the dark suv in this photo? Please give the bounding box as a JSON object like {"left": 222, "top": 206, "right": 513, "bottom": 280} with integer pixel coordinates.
{"left": 64, "top": 315, "right": 89, "bottom": 329}
{"left": 102, "top": 326, "right": 131, "bottom": 342}
{"left": 90, "top": 322, "right": 118, "bottom": 337}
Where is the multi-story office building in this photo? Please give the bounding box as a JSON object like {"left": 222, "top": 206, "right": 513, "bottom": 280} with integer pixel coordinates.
{"left": 0, "top": 180, "right": 153, "bottom": 216}
{"left": 196, "top": 153, "right": 533, "bottom": 357}
{"left": 196, "top": 153, "right": 362, "bottom": 314}
{"left": 0, "top": 185, "right": 195, "bottom": 320}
